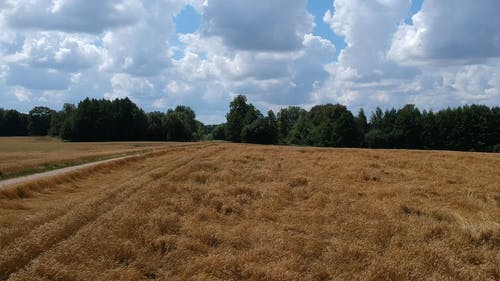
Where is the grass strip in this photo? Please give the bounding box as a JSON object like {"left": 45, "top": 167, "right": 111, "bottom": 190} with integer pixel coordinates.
{"left": 0, "top": 149, "right": 151, "bottom": 181}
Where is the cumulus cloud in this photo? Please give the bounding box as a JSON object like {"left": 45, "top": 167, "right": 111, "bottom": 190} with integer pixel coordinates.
{"left": 0, "top": 64, "right": 7, "bottom": 79}
{"left": 5, "top": 33, "right": 103, "bottom": 71}
{"left": 167, "top": 81, "right": 192, "bottom": 94}
{"left": 323, "top": 0, "right": 410, "bottom": 78}
{"left": 0, "top": 0, "right": 333, "bottom": 121}
{"left": 5, "top": 0, "right": 142, "bottom": 34}
{"left": 314, "top": 0, "right": 415, "bottom": 109}
{"left": 99, "top": 1, "right": 189, "bottom": 76}
{"left": 200, "top": 0, "right": 313, "bottom": 52}
{"left": 6, "top": 64, "right": 70, "bottom": 90}
{"left": 0, "top": 0, "right": 192, "bottom": 107}
{"left": 1, "top": 0, "right": 499, "bottom": 124}
{"left": 389, "top": 0, "right": 500, "bottom": 63}
{"left": 174, "top": 31, "right": 335, "bottom": 107}
{"left": 13, "top": 87, "right": 31, "bottom": 102}
{"left": 314, "top": 0, "right": 500, "bottom": 113}
{"left": 105, "top": 73, "right": 155, "bottom": 100}
{"left": 0, "top": 5, "right": 18, "bottom": 55}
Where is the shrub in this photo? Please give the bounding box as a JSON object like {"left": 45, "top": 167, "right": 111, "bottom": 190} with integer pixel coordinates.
{"left": 493, "top": 144, "right": 500, "bottom": 153}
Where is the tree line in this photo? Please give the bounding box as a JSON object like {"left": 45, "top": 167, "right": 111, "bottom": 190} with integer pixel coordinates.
{"left": 0, "top": 98, "right": 201, "bottom": 142}
{"left": 217, "top": 95, "right": 500, "bottom": 152}
{"left": 1, "top": 95, "right": 499, "bottom": 152}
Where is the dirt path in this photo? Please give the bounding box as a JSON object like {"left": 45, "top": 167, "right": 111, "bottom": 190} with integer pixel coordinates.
{"left": 0, "top": 143, "right": 219, "bottom": 280}
{"left": 0, "top": 154, "right": 140, "bottom": 190}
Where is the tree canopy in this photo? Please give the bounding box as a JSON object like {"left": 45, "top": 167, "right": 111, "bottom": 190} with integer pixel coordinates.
{"left": 0, "top": 109, "right": 28, "bottom": 136}
{"left": 28, "top": 106, "right": 53, "bottom": 136}
{"left": 1, "top": 96, "right": 499, "bottom": 153}
{"left": 222, "top": 96, "right": 500, "bottom": 152}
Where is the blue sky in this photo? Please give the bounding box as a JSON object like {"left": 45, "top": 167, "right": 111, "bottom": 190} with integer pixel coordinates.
{"left": 1, "top": 0, "right": 499, "bottom": 124}
{"left": 174, "top": 0, "right": 373, "bottom": 61}
{"left": 306, "top": 0, "right": 346, "bottom": 58}
{"left": 408, "top": 0, "right": 424, "bottom": 23}
{"left": 175, "top": 5, "right": 201, "bottom": 34}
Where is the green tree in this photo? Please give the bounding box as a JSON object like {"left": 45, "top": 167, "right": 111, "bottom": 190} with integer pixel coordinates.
{"left": 355, "top": 109, "right": 368, "bottom": 147}
{"left": 370, "top": 107, "right": 384, "bottom": 130}
{"left": 392, "top": 104, "right": 422, "bottom": 149}
{"left": 333, "top": 111, "right": 357, "bottom": 147}
{"left": 146, "top": 112, "right": 165, "bottom": 141}
{"left": 164, "top": 106, "right": 198, "bottom": 141}
{"left": 0, "top": 109, "right": 28, "bottom": 136}
{"left": 28, "top": 106, "right": 53, "bottom": 136}
{"left": 308, "top": 104, "right": 356, "bottom": 147}
{"left": 71, "top": 98, "right": 103, "bottom": 141}
{"left": 366, "top": 107, "right": 398, "bottom": 148}
{"left": 462, "top": 105, "right": 491, "bottom": 151}
{"left": 365, "top": 129, "right": 391, "bottom": 148}
{"left": 0, "top": 109, "right": 4, "bottom": 135}
{"left": 435, "top": 108, "right": 461, "bottom": 150}
{"left": 421, "top": 110, "right": 438, "bottom": 149}
{"left": 66, "top": 98, "right": 148, "bottom": 141}
{"left": 212, "top": 124, "right": 227, "bottom": 140}
{"left": 277, "top": 106, "right": 306, "bottom": 144}
{"left": 287, "top": 113, "right": 312, "bottom": 146}
{"left": 241, "top": 111, "right": 278, "bottom": 145}
{"left": 50, "top": 103, "right": 76, "bottom": 137}
{"left": 225, "top": 95, "right": 260, "bottom": 142}
{"left": 110, "top": 98, "right": 148, "bottom": 141}
{"left": 490, "top": 107, "right": 500, "bottom": 152}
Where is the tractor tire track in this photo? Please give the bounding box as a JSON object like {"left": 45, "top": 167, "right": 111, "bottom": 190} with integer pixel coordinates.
{"left": 0, "top": 144, "right": 220, "bottom": 281}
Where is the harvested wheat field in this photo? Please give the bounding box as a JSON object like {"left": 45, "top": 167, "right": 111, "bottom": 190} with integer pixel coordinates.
{"left": 0, "top": 137, "right": 171, "bottom": 179}
{"left": 0, "top": 143, "right": 499, "bottom": 281}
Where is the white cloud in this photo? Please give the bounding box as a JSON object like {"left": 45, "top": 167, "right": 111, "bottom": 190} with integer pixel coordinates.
{"left": 4, "top": 0, "right": 143, "bottom": 34}
{"left": 389, "top": 0, "right": 500, "bottom": 64}
{"left": 13, "top": 87, "right": 31, "bottom": 102}
{"left": 314, "top": 0, "right": 500, "bottom": 114}
{"left": 99, "top": 1, "right": 187, "bottom": 76}
{"left": 0, "top": 64, "right": 8, "bottom": 79}
{"left": 323, "top": 0, "right": 410, "bottom": 78}
{"left": 314, "top": 0, "right": 415, "bottom": 110}
{"left": 200, "top": 0, "right": 313, "bottom": 52}
{"left": 105, "top": 73, "right": 155, "bottom": 100}
{"left": 70, "top": 72, "right": 83, "bottom": 84}
{"left": 173, "top": 30, "right": 336, "bottom": 108}
{"left": 6, "top": 64, "right": 71, "bottom": 90}
{"left": 5, "top": 33, "right": 103, "bottom": 71}
{"left": 166, "top": 81, "right": 192, "bottom": 94}
{"left": 38, "top": 89, "right": 67, "bottom": 103}
{"left": 0, "top": 0, "right": 332, "bottom": 121}
{"left": 152, "top": 98, "right": 166, "bottom": 109}
{"left": 1, "top": 0, "right": 499, "bottom": 124}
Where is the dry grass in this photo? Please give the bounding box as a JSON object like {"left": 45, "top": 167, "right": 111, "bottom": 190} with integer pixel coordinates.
{"left": 0, "top": 143, "right": 499, "bottom": 280}
{"left": 0, "top": 137, "right": 172, "bottom": 179}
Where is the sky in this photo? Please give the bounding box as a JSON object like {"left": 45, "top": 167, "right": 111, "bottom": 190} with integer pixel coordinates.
{"left": 1, "top": 0, "right": 499, "bottom": 124}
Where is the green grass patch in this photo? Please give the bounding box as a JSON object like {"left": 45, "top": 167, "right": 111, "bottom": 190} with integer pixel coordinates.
{"left": 0, "top": 149, "right": 150, "bottom": 181}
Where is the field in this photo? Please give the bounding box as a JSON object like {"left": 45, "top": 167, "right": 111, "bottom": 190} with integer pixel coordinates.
{"left": 0, "top": 143, "right": 499, "bottom": 280}
{"left": 0, "top": 137, "right": 171, "bottom": 179}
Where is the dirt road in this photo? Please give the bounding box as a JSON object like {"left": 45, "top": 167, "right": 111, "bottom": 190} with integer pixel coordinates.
{"left": 0, "top": 154, "right": 139, "bottom": 190}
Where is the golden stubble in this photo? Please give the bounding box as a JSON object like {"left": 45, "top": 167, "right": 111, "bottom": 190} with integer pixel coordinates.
{"left": 0, "top": 143, "right": 498, "bottom": 281}
{"left": 0, "top": 136, "right": 173, "bottom": 177}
